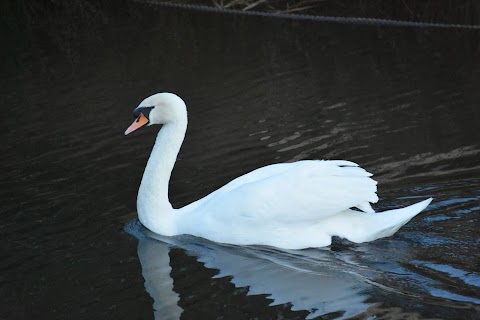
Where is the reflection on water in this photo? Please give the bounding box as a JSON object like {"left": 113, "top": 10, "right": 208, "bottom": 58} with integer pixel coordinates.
{"left": 130, "top": 222, "right": 372, "bottom": 319}
{"left": 128, "top": 179, "right": 480, "bottom": 319}
{"left": 138, "top": 238, "right": 182, "bottom": 320}
{"left": 127, "top": 173, "right": 480, "bottom": 320}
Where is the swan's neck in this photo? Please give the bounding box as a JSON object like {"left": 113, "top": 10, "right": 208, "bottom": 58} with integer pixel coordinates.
{"left": 137, "top": 118, "right": 187, "bottom": 235}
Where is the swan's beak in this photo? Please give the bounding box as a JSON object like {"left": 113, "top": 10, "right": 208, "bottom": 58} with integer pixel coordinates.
{"left": 125, "top": 113, "right": 149, "bottom": 135}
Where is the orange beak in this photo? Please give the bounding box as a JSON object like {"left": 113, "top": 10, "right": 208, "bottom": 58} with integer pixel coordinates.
{"left": 125, "top": 112, "right": 149, "bottom": 135}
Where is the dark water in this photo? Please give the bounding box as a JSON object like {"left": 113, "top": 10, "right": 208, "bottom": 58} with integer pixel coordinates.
{"left": 2, "top": 2, "right": 480, "bottom": 319}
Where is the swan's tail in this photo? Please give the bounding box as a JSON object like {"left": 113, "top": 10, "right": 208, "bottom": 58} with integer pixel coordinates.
{"left": 329, "top": 198, "right": 433, "bottom": 244}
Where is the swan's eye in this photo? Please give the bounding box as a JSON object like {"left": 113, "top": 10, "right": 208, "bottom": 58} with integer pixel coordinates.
{"left": 133, "top": 106, "right": 154, "bottom": 120}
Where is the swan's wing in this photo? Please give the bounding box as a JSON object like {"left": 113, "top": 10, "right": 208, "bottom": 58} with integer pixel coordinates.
{"left": 182, "top": 161, "right": 303, "bottom": 211}
{"left": 190, "top": 160, "right": 359, "bottom": 205}
{"left": 207, "top": 160, "right": 378, "bottom": 224}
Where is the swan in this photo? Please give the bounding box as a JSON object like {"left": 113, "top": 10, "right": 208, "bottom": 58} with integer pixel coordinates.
{"left": 125, "top": 92, "right": 432, "bottom": 250}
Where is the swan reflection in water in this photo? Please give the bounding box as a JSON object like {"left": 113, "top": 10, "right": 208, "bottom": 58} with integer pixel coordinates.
{"left": 137, "top": 235, "right": 183, "bottom": 320}
{"left": 128, "top": 220, "right": 379, "bottom": 319}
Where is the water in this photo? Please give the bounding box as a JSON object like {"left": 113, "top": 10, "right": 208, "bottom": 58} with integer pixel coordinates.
{"left": 1, "top": 2, "right": 479, "bottom": 319}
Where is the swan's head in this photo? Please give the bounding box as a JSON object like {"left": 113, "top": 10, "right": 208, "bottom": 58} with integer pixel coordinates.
{"left": 125, "top": 92, "right": 187, "bottom": 135}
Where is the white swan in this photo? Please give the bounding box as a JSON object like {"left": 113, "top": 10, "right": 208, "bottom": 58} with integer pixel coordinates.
{"left": 125, "top": 92, "right": 432, "bottom": 250}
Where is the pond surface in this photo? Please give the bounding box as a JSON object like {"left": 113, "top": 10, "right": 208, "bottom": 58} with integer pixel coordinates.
{"left": 1, "top": 2, "right": 480, "bottom": 319}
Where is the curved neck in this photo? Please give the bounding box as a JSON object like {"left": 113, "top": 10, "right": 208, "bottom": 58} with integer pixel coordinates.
{"left": 137, "top": 117, "right": 187, "bottom": 235}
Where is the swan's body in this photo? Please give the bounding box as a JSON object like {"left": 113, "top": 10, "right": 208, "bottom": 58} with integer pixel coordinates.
{"left": 125, "top": 93, "right": 432, "bottom": 250}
